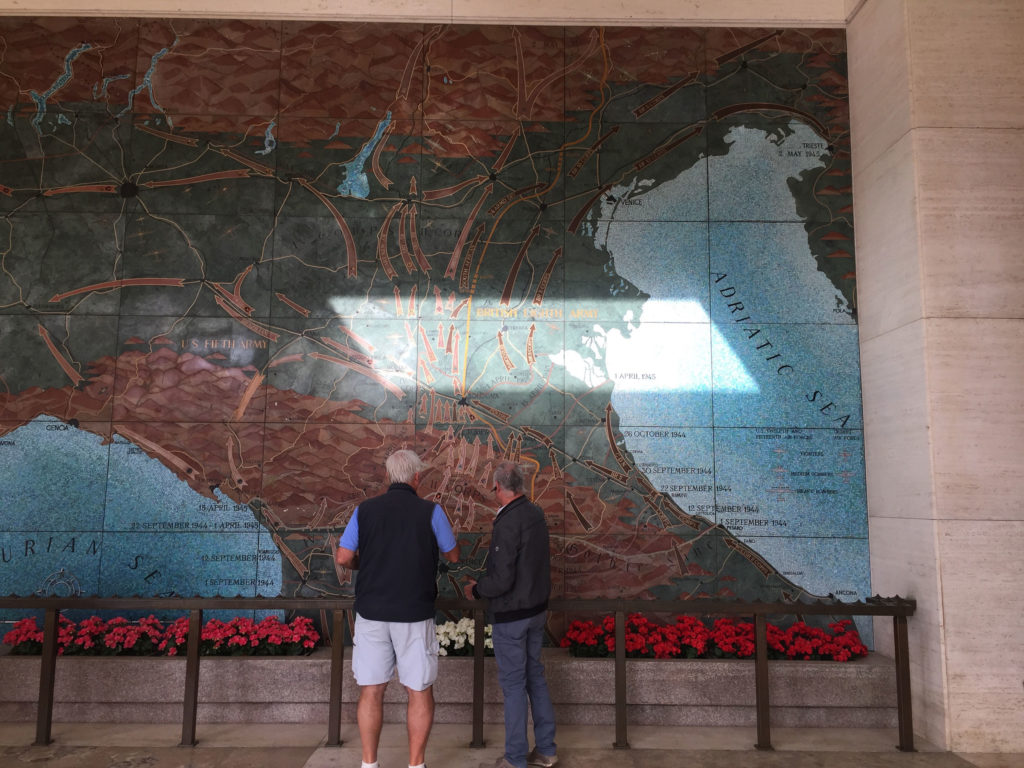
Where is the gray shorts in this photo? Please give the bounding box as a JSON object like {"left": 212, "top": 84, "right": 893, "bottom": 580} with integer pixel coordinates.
{"left": 352, "top": 614, "right": 439, "bottom": 691}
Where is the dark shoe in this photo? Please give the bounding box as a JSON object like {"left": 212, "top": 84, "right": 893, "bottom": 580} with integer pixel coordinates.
{"left": 480, "top": 757, "right": 518, "bottom": 768}
{"left": 527, "top": 748, "right": 558, "bottom": 767}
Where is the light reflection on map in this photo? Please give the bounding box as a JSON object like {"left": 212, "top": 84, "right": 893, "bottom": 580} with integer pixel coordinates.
{"left": 0, "top": 20, "right": 867, "bottom": 640}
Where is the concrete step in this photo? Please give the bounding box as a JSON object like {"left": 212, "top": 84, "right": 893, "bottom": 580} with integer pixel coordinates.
{"left": 0, "top": 723, "right": 972, "bottom": 768}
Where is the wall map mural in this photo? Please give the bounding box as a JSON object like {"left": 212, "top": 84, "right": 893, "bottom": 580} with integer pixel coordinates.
{"left": 0, "top": 19, "right": 865, "bottom": 635}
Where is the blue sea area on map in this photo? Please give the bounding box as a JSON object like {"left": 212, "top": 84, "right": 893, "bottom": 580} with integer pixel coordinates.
{"left": 0, "top": 418, "right": 108, "bottom": 533}
{"left": 571, "top": 220, "right": 717, "bottom": 427}
{"left": 596, "top": 220, "right": 709, "bottom": 315}
{"left": 711, "top": 323, "right": 863, "bottom": 429}
{"left": 710, "top": 222, "right": 852, "bottom": 323}
{"left": 744, "top": 535, "right": 873, "bottom": 644}
{"left": 0, "top": 417, "right": 281, "bottom": 612}
{"left": 712, "top": 428, "right": 867, "bottom": 539}
{"left": 597, "top": 317, "right": 714, "bottom": 427}
{"left": 622, "top": 427, "right": 715, "bottom": 511}
{"left": 600, "top": 157, "right": 708, "bottom": 223}
{"left": 574, "top": 121, "right": 869, "bottom": 610}
{"left": 709, "top": 122, "right": 830, "bottom": 221}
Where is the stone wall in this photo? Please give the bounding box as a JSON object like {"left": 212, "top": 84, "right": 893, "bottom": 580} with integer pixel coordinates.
{"left": 0, "top": 649, "right": 896, "bottom": 728}
{"left": 849, "top": 0, "right": 1024, "bottom": 752}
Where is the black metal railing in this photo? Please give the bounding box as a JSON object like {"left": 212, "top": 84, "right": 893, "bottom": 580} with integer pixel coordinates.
{"left": 0, "top": 595, "right": 916, "bottom": 752}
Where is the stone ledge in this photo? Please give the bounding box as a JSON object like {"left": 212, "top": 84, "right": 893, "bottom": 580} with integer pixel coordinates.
{"left": 0, "top": 649, "right": 896, "bottom": 727}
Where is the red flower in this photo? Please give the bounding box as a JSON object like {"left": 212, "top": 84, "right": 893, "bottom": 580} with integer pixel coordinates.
{"left": 3, "top": 614, "right": 320, "bottom": 657}
{"left": 558, "top": 614, "right": 867, "bottom": 662}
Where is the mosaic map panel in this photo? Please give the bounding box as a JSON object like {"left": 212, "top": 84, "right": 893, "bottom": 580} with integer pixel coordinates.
{"left": 0, "top": 19, "right": 865, "bottom": 635}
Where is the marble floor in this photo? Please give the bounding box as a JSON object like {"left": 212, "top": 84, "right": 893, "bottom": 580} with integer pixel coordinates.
{"left": 1, "top": 723, "right": 1023, "bottom": 768}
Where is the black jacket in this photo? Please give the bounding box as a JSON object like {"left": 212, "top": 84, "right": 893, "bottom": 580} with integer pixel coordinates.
{"left": 472, "top": 495, "right": 551, "bottom": 623}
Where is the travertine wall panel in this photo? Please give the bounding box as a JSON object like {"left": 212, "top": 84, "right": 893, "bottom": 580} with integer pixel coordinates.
{"left": 851, "top": 132, "right": 923, "bottom": 341}
{"left": 868, "top": 514, "right": 947, "bottom": 744}
{"left": 938, "top": 519, "right": 1024, "bottom": 752}
{"left": 860, "top": 320, "right": 932, "bottom": 518}
{"left": 928, "top": 318, "right": 1024, "bottom": 521}
{"left": 851, "top": 0, "right": 1024, "bottom": 752}
{"left": 847, "top": 0, "right": 911, "bottom": 175}
{"left": 907, "top": 0, "right": 1024, "bottom": 130}
{"left": 860, "top": 312, "right": 946, "bottom": 747}
{"left": 915, "top": 129, "right": 1024, "bottom": 320}
{"left": 1, "top": 0, "right": 444, "bottom": 21}
{"left": 900, "top": 0, "right": 1024, "bottom": 752}
{"left": 448, "top": 0, "right": 846, "bottom": 25}
{"left": 0, "top": 0, "right": 848, "bottom": 25}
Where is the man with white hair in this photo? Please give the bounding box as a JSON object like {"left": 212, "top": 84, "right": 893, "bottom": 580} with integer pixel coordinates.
{"left": 336, "top": 448, "right": 459, "bottom": 768}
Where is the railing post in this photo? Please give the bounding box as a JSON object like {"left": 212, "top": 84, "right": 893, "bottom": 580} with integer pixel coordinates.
{"left": 327, "top": 608, "right": 345, "bottom": 746}
{"left": 33, "top": 608, "right": 60, "bottom": 746}
{"left": 613, "top": 610, "right": 629, "bottom": 749}
{"left": 753, "top": 613, "right": 772, "bottom": 750}
{"left": 470, "top": 606, "right": 486, "bottom": 748}
{"left": 180, "top": 608, "right": 203, "bottom": 747}
{"left": 893, "top": 614, "right": 916, "bottom": 752}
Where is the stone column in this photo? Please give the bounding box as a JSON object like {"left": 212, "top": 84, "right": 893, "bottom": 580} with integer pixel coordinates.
{"left": 849, "top": 0, "right": 1024, "bottom": 752}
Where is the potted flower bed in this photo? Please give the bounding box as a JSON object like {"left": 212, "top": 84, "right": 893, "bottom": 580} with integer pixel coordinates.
{"left": 558, "top": 613, "right": 869, "bottom": 661}
{"left": 3, "top": 614, "right": 320, "bottom": 656}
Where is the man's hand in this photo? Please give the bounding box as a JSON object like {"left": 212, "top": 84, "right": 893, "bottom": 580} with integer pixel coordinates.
{"left": 335, "top": 545, "right": 358, "bottom": 570}
{"left": 462, "top": 578, "right": 477, "bottom": 600}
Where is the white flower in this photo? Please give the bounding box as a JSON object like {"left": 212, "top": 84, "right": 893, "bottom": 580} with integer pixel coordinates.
{"left": 435, "top": 618, "right": 492, "bottom": 653}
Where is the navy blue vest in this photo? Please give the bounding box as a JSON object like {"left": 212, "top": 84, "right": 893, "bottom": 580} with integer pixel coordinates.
{"left": 353, "top": 483, "right": 440, "bottom": 622}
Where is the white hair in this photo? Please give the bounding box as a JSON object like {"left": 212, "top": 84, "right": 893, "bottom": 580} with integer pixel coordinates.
{"left": 386, "top": 449, "right": 428, "bottom": 484}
